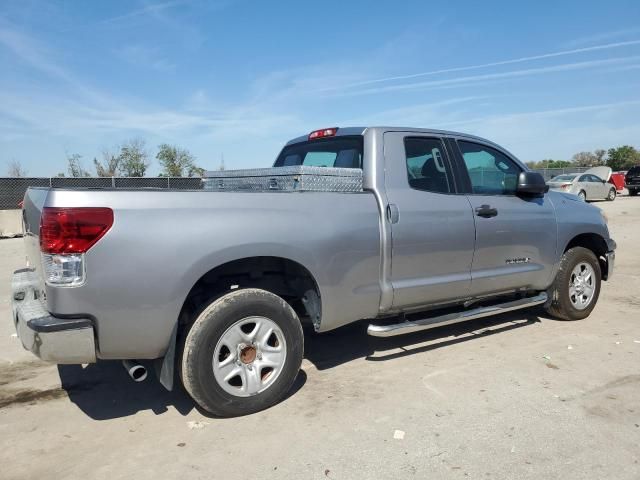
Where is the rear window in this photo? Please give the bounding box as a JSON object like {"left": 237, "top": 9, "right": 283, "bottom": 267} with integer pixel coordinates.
{"left": 274, "top": 136, "right": 363, "bottom": 169}
{"left": 553, "top": 175, "right": 576, "bottom": 181}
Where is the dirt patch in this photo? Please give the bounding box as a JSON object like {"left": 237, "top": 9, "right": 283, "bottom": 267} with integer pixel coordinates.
{"left": 0, "top": 387, "right": 68, "bottom": 408}
{"left": 0, "top": 381, "right": 101, "bottom": 409}
{"left": 0, "top": 360, "right": 54, "bottom": 386}
{"left": 613, "top": 296, "right": 640, "bottom": 308}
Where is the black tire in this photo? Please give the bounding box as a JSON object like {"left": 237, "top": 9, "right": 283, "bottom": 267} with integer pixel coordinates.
{"left": 181, "top": 288, "right": 303, "bottom": 417}
{"left": 578, "top": 190, "right": 587, "bottom": 202}
{"left": 606, "top": 188, "right": 616, "bottom": 201}
{"left": 630, "top": 189, "right": 638, "bottom": 197}
{"left": 545, "top": 247, "right": 601, "bottom": 320}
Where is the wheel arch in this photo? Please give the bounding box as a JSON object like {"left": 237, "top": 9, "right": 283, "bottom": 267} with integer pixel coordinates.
{"left": 563, "top": 233, "right": 608, "bottom": 278}
{"left": 159, "top": 255, "right": 322, "bottom": 391}
{"left": 178, "top": 256, "right": 322, "bottom": 334}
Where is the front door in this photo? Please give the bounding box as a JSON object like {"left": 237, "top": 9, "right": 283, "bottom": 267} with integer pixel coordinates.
{"left": 383, "top": 132, "right": 476, "bottom": 309}
{"left": 451, "top": 139, "right": 557, "bottom": 296}
{"left": 586, "top": 174, "right": 608, "bottom": 199}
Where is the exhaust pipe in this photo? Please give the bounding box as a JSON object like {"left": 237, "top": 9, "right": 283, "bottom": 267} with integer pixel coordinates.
{"left": 122, "top": 360, "right": 147, "bottom": 382}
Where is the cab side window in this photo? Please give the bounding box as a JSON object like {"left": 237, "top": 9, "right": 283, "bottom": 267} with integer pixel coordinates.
{"left": 458, "top": 140, "right": 521, "bottom": 195}
{"left": 404, "top": 137, "right": 453, "bottom": 194}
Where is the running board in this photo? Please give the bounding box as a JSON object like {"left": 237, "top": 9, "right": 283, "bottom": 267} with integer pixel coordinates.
{"left": 367, "top": 293, "right": 547, "bottom": 338}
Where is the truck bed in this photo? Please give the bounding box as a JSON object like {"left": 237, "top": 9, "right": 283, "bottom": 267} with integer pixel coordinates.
{"left": 20, "top": 186, "right": 382, "bottom": 359}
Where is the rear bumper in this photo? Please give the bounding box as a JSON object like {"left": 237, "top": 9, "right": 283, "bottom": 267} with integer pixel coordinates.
{"left": 11, "top": 269, "right": 96, "bottom": 364}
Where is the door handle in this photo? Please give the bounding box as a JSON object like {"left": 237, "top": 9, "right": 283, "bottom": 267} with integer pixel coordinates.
{"left": 387, "top": 203, "right": 399, "bottom": 224}
{"left": 475, "top": 204, "right": 498, "bottom": 218}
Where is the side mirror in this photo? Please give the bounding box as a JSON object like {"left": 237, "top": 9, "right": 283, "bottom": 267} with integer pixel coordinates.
{"left": 517, "top": 171, "right": 548, "bottom": 197}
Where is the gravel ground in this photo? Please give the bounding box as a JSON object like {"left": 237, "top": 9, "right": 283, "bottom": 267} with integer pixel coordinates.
{"left": 1, "top": 196, "right": 639, "bottom": 480}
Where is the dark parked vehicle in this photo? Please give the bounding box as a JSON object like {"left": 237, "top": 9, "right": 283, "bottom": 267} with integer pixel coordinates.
{"left": 626, "top": 166, "right": 640, "bottom": 196}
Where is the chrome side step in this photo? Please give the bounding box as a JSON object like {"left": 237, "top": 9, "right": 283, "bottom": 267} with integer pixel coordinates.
{"left": 367, "top": 293, "right": 547, "bottom": 338}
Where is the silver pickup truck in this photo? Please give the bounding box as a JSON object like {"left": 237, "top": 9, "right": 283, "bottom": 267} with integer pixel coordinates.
{"left": 11, "top": 126, "right": 616, "bottom": 416}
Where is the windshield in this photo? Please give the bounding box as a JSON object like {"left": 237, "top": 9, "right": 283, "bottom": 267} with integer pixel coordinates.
{"left": 627, "top": 166, "right": 640, "bottom": 176}
{"left": 552, "top": 174, "right": 577, "bottom": 181}
{"left": 274, "top": 136, "right": 363, "bottom": 168}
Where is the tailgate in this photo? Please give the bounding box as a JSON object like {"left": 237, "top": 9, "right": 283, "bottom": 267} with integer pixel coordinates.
{"left": 21, "top": 188, "right": 49, "bottom": 292}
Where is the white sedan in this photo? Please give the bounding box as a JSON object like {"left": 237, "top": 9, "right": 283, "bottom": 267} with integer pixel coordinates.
{"left": 547, "top": 167, "right": 617, "bottom": 201}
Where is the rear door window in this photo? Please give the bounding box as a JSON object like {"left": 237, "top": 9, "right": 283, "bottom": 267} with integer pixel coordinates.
{"left": 404, "top": 137, "right": 454, "bottom": 194}
{"left": 274, "top": 136, "right": 363, "bottom": 168}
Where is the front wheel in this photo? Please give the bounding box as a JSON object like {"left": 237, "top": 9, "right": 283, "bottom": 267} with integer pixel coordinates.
{"left": 630, "top": 189, "right": 639, "bottom": 197}
{"left": 545, "top": 247, "right": 601, "bottom": 320}
{"left": 181, "top": 288, "right": 304, "bottom": 417}
{"left": 607, "top": 188, "right": 616, "bottom": 201}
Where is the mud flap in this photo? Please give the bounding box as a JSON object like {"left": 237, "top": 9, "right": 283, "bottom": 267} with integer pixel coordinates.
{"left": 156, "top": 323, "right": 178, "bottom": 391}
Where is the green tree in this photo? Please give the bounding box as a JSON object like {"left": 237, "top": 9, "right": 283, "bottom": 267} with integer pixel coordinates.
{"left": 572, "top": 152, "right": 596, "bottom": 167}
{"left": 594, "top": 149, "right": 607, "bottom": 165}
{"left": 571, "top": 149, "right": 607, "bottom": 167}
{"left": 118, "top": 139, "right": 149, "bottom": 177}
{"left": 607, "top": 146, "right": 640, "bottom": 171}
{"left": 94, "top": 148, "right": 120, "bottom": 177}
{"left": 187, "top": 164, "right": 205, "bottom": 177}
{"left": 67, "top": 153, "right": 90, "bottom": 177}
{"left": 156, "top": 143, "right": 202, "bottom": 177}
{"left": 528, "top": 159, "right": 572, "bottom": 169}
{"left": 7, "top": 159, "right": 27, "bottom": 177}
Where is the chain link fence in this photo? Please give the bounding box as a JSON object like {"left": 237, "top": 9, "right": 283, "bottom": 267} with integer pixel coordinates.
{"left": 530, "top": 167, "right": 591, "bottom": 181}
{"left": 0, "top": 177, "right": 203, "bottom": 210}
{"left": 0, "top": 168, "right": 597, "bottom": 210}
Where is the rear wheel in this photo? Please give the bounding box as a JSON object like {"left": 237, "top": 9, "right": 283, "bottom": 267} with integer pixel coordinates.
{"left": 578, "top": 190, "right": 586, "bottom": 201}
{"left": 181, "top": 288, "right": 304, "bottom": 417}
{"left": 545, "top": 247, "right": 601, "bottom": 320}
{"left": 607, "top": 188, "right": 616, "bottom": 201}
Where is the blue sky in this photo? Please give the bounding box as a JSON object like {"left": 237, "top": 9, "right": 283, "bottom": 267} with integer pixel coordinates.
{"left": 1, "top": 0, "right": 640, "bottom": 176}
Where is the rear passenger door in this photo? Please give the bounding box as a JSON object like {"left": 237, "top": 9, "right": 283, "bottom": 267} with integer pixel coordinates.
{"left": 383, "top": 132, "right": 476, "bottom": 309}
{"left": 449, "top": 139, "right": 557, "bottom": 296}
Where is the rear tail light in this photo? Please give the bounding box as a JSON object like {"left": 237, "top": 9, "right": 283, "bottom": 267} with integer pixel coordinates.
{"left": 40, "top": 207, "right": 113, "bottom": 286}
{"left": 40, "top": 207, "right": 113, "bottom": 254}
{"left": 309, "top": 127, "right": 338, "bottom": 140}
{"left": 561, "top": 183, "right": 571, "bottom": 190}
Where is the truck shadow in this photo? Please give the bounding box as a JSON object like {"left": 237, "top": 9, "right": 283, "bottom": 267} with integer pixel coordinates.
{"left": 304, "top": 309, "right": 543, "bottom": 370}
{"left": 57, "top": 363, "right": 308, "bottom": 420}
{"left": 57, "top": 309, "right": 541, "bottom": 420}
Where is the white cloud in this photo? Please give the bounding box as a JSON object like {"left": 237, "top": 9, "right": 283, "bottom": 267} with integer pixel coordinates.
{"left": 334, "top": 56, "right": 640, "bottom": 96}
{"left": 562, "top": 28, "right": 640, "bottom": 49}
{"left": 101, "top": 0, "right": 188, "bottom": 25}
{"left": 325, "top": 39, "right": 640, "bottom": 92}
{"left": 117, "top": 44, "right": 176, "bottom": 71}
